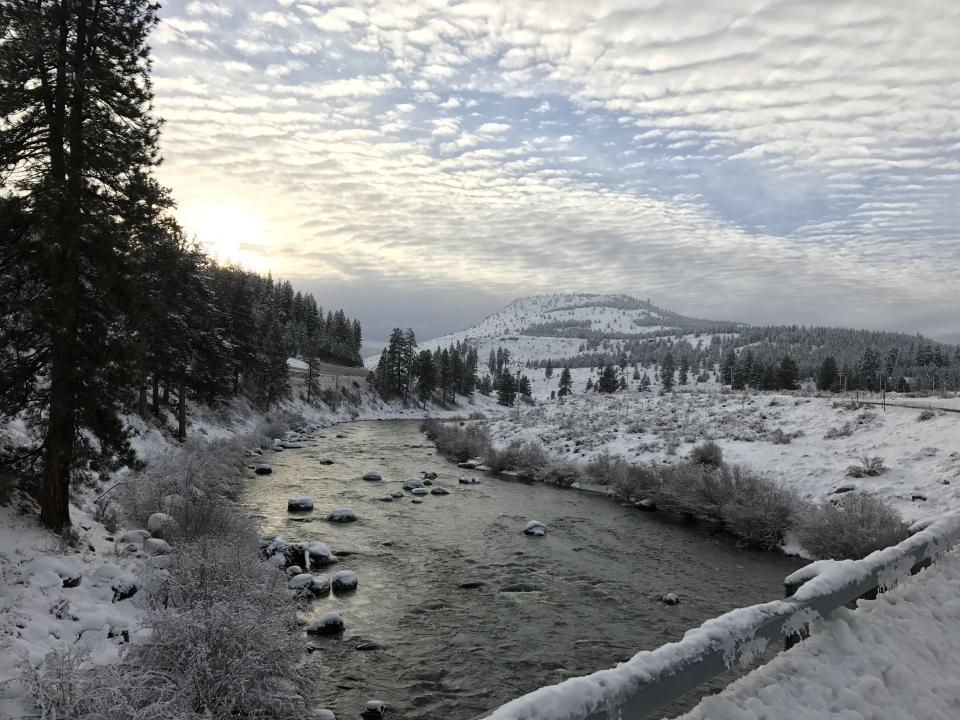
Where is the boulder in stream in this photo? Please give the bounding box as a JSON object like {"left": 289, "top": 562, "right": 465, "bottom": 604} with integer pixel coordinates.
{"left": 523, "top": 520, "right": 546, "bottom": 536}
{"left": 430, "top": 487, "right": 450, "bottom": 496}
{"left": 402, "top": 479, "right": 424, "bottom": 491}
{"left": 410, "top": 487, "right": 429, "bottom": 496}
{"left": 332, "top": 570, "right": 359, "bottom": 592}
{"left": 288, "top": 496, "right": 315, "bottom": 512}
{"left": 363, "top": 471, "right": 382, "bottom": 481}
{"left": 327, "top": 507, "right": 359, "bottom": 523}
{"left": 361, "top": 701, "right": 387, "bottom": 719}
{"left": 459, "top": 475, "right": 481, "bottom": 484}
{"left": 254, "top": 464, "right": 273, "bottom": 475}
{"left": 661, "top": 592, "right": 680, "bottom": 605}
{"left": 307, "top": 611, "right": 345, "bottom": 635}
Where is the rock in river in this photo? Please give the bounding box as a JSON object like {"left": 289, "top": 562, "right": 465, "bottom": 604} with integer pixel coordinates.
{"left": 661, "top": 592, "right": 680, "bottom": 605}
{"left": 363, "top": 471, "right": 382, "bottom": 481}
{"left": 410, "top": 487, "right": 429, "bottom": 496}
{"left": 402, "top": 479, "right": 424, "bottom": 491}
{"left": 327, "top": 507, "right": 359, "bottom": 523}
{"left": 430, "top": 487, "right": 450, "bottom": 496}
{"left": 459, "top": 475, "right": 481, "bottom": 484}
{"left": 254, "top": 464, "right": 272, "bottom": 475}
{"left": 306, "top": 611, "right": 345, "bottom": 635}
{"left": 523, "top": 520, "right": 546, "bottom": 536}
{"left": 288, "top": 496, "right": 315, "bottom": 512}
{"left": 333, "top": 570, "right": 359, "bottom": 592}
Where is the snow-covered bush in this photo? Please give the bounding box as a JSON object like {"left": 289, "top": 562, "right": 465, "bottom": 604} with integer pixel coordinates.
{"left": 137, "top": 515, "right": 303, "bottom": 719}
{"left": 421, "top": 419, "right": 491, "bottom": 462}
{"left": 824, "top": 422, "right": 854, "bottom": 439}
{"left": 846, "top": 455, "right": 887, "bottom": 478}
{"left": 690, "top": 440, "right": 723, "bottom": 467}
{"left": 485, "top": 440, "right": 547, "bottom": 475}
{"left": 917, "top": 408, "right": 937, "bottom": 422}
{"left": 795, "top": 492, "right": 908, "bottom": 559}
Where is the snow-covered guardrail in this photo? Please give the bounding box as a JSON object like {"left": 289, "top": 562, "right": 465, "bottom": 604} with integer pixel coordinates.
{"left": 480, "top": 514, "right": 960, "bottom": 720}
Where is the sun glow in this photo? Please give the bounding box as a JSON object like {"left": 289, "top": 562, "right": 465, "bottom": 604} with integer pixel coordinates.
{"left": 179, "top": 198, "right": 273, "bottom": 272}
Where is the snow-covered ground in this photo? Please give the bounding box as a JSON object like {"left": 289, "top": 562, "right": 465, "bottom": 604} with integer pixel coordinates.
{"left": 486, "top": 379, "right": 960, "bottom": 523}
{"left": 679, "top": 546, "right": 960, "bottom": 720}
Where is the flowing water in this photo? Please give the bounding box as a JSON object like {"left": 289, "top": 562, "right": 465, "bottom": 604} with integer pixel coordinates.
{"left": 242, "top": 420, "right": 804, "bottom": 719}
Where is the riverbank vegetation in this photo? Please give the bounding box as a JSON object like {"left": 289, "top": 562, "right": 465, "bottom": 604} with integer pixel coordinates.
{"left": 421, "top": 419, "right": 908, "bottom": 559}
{"left": 22, "top": 422, "right": 311, "bottom": 720}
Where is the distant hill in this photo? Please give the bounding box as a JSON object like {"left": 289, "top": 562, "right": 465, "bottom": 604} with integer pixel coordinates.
{"left": 394, "top": 293, "right": 741, "bottom": 370}
{"left": 407, "top": 293, "right": 960, "bottom": 391}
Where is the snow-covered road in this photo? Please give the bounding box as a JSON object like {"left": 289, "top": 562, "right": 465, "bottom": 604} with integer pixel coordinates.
{"left": 678, "top": 548, "right": 960, "bottom": 720}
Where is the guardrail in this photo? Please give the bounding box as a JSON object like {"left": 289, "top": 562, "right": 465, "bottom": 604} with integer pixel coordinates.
{"left": 479, "top": 514, "right": 960, "bottom": 720}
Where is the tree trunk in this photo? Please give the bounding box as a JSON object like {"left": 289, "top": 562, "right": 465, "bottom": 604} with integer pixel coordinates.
{"left": 177, "top": 379, "right": 187, "bottom": 442}
{"left": 138, "top": 337, "right": 148, "bottom": 418}
{"left": 41, "top": 344, "right": 75, "bottom": 532}
{"left": 151, "top": 374, "right": 160, "bottom": 415}
{"left": 162, "top": 383, "right": 169, "bottom": 405}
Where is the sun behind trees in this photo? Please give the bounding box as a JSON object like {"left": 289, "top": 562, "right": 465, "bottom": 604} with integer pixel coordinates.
{"left": 0, "top": 2, "right": 362, "bottom": 531}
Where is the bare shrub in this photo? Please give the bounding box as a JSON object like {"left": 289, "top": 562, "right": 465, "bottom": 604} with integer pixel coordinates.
{"left": 585, "top": 451, "right": 632, "bottom": 487}
{"left": 917, "top": 408, "right": 937, "bottom": 422}
{"left": 539, "top": 462, "right": 582, "bottom": 488}
{"left": 719, "top": 467, "right": 798, "bottom": 549}
{"left": 428, "top": 423, "right": 492, "bottom": 462}
{"left": 690, "top": 440, "right": 723, "bottom": 467}
{"left": 795, "top": 493, "right": 908, "bottom": 559}
{"left": 846, "top": 455, "right": 887, "bottom": 478}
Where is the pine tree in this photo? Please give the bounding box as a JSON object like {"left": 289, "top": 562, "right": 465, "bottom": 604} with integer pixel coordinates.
{"left": 817, "top": 356, "right": 838, "bottom": 391}
{"left": 415, "top": 350, "right": 436, "bottom": 408}
{"left": 496, "top": 372, "right": 516, "bottom": 407}
{"left": 598, "top": 364, "right": 618, "bottom": 393}
{"left": 557, "top": 367, "right": 573, "bottom": 397}
{"left": 678, "top": 356, "right": 689, "bottom": 385}
{"left": 776, "top": 356, "right": 800, "bottom": 390}
{"left": 0, "top": 0, "right": 161, "bottom": 530}
{"left": 661, "top": 353, "right": 676, "bottom": 392}
{"left": 544, "top": 360, "right": 554, "bottom": 379}
{"left": 518, "top": 374, "right": 532, "bottom": 397}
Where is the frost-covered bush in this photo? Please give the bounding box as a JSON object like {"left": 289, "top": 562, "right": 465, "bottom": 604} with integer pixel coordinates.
{"left": 823, "top": 422, "right": 854, "bottom": 439}
{"left": 718, "top": 467, "right": 798, "bottom": 549}
{"left": 137, "top": 516, "right": 303, "bottom": 719}
{"left": 421, "top": 420, "right": 492, "bottom": 462}
{"left": 690, "top": 440, "right": 723, "bottom": 467}
{"left": 119, "top": 438, "right": 249, "bottom": 535}
{"left": 485, "top": 440, "right": 547, "bottom": 475}
{"left": 846, "top": 454, "right": 887, "bottom": 478}
{"left": 795, "top": 492, "right": 908, "bottom": 559}
{"left": 767, "top": 427, "right": 802, "bottom": 445}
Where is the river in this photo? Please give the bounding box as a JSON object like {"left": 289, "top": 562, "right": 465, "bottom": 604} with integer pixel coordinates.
{"left": 242, "top": 420, "right": 804, "bottom": 719}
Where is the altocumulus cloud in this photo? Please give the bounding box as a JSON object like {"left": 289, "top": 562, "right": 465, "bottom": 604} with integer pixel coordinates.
{"left": 151, "top": 0, "right": 960, "bottom": 339}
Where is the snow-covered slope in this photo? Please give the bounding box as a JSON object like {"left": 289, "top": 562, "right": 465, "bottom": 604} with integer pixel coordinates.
{"left": 370, "top": 293, "right": 741, "bottom": 369}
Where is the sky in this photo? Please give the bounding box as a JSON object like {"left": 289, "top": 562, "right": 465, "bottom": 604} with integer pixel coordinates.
{"left": 150, "top": 0, "right": 960, "bottom": 354}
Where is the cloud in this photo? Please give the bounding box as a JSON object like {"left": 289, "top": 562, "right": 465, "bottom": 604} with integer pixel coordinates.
{"left": 150, "top": 0, "right": 960, "bottom": 341}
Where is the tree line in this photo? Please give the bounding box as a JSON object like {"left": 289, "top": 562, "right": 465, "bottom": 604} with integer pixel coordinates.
{"left": 0, "top": 2, "right": 361, "bottom": 531}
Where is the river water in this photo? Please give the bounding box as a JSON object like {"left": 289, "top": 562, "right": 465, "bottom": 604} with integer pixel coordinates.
{"left": 242, "top": 420, "right": 803, "bottom": 719}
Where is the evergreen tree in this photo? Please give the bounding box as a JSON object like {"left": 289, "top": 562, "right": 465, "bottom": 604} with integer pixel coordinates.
{"left": 518, "top": 374, "right": 532, "bottom": 397}
{"left": 817, "top": 356, "right": 838, "bottom": 391}
{"left": 661, "top": 353, "right": 676, "bottom": 392}
{"left": 544, "top": 360, "right": 554, "bottom": 379}
{"left": 776, "top": 356, "right": 800, "bottom": 390}
{"left": 557, "top": 367, "right": 573, "bottom": 397}
{"left": 415, "top": 350, "right": 436, "bottom": 408}
{"left": 597, "top": 364, "right": 618, "bottom": 393}
{"left": 496, "top": 372, "right": 516, "bottom": 407}
{"left": 678, "top": 356, "right": 689, "bottom": 385}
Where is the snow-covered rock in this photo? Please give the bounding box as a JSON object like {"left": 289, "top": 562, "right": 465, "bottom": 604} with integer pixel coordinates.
{"left": 361, "top": 700, "right": 387, "bottom": 719}
{"left": 661, "top": 592, "right": 680, "bottom": 605}
{"left": 391, "top": 490, "right": 405, "bottom": 499}
{"left": 411, "top": 487, "right": 429, "bottom": 496}
{"left": 308, "top": 709, "right": 337, "bottom": 720}
{"left": 422, "top": 471, "right": 438, "bottom": 480}
{"left": 288, "top": 496, "right": 314, "bottom": 512}
{"left": 336, "top": 432, "right": 348, "bottom": 439}
{"left": 378, "top": 494, "right": 395, "bottom": 502}
{"left": 147, "top": 512, "right": 179, "bottom": 539}
{"left": 363, "top": 471, "right": 382, "bottom": 481}
{"left": 412, "top": 497, "right": 424, "bottom": 504}
{"left": 327, "top": 507, "right": 359, "bottom": 523}
{"left": 286, "top": 565, "right": 304, "bottom": 576}
{"left": 459, "top": 475, "right": 481, "bottom": 484}
{"left": 458, "top": 460, "right": 481, "bottom": 469}
{"left": 306, "top": 611, "right": 344, "bottom": 635}
{"left": 332, "top": 570, "right": 359, "bottom": 592}
{"left": 143, "top": 538, "right": 171, "bottom": 555}
{"left": 430, "top": 487, "right": 450, "bottom": 496}
{"left": 524, "top": 520, "right": 546, "bottom": 536}
{"left": 118, "top": 529, "right": 150, "bottom": 544}
{"left": 403, "top": 479, "right": 424, "bottom": 491}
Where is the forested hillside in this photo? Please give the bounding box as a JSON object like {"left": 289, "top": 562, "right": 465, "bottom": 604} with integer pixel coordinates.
{"left": 0, "top": 2, "right": 360, "bottom": 531}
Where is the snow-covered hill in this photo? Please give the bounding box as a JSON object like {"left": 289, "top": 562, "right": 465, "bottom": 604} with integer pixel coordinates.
{"left": 372, "top": 292, "right": 741, "bottom": 369}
